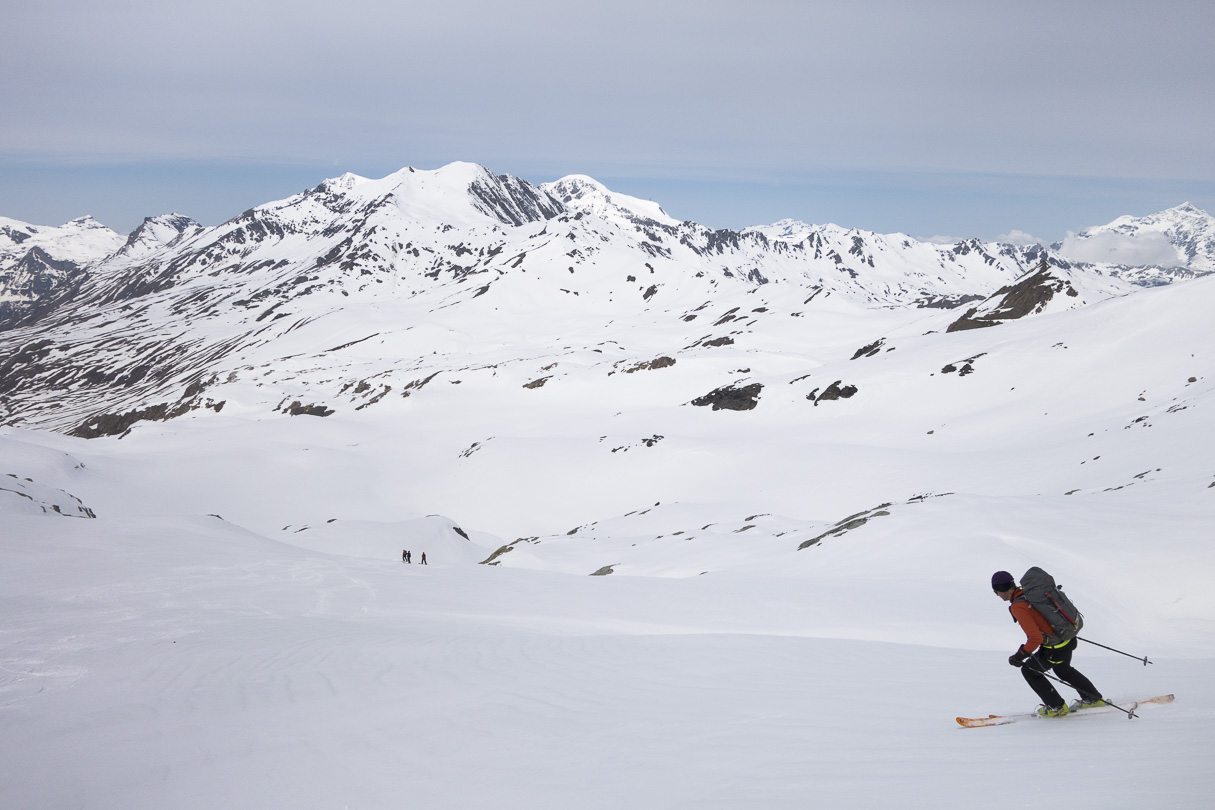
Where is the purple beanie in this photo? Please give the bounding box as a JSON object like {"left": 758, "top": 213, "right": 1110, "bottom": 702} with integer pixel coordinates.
{"left": 991, "top": 570, "right": 1015, "bottom": 588}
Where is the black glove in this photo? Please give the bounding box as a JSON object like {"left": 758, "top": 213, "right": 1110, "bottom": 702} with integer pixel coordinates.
{"left": 1008, "top": 648, "right": 1031, "bottom": 667}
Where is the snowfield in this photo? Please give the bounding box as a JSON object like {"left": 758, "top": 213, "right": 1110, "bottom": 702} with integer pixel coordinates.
{"left": 2, "top": 494, "right": 1212, "bottom": 809}
{"left": 2, "top": 169, "right": 1215, "bottom": 808}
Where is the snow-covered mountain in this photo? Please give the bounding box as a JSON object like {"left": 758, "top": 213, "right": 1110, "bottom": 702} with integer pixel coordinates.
{"left": 0, "top": 215, "right": 125, "bottom": 330}
{"left": 6, "top": 162, "right": 1208, "bottom": 440}
{"left": 3, "top": 164, "right": 1214, "bottom": 808}
{"left": 1056, "top": 202, "right": 1215, "bottom": 281}
{"left": 0, "top": 215, "right": 125, "bottom": 269}
{"left": 111, "top": 213, "right": 207, "bottom": 262}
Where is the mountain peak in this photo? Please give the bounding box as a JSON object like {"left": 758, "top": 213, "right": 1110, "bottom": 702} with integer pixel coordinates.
{"left": 317, "top": 172, "right": 371, "bottom": 194}
{"left": 542, "top": 175, "right": 677, "bottom": 226}
{"left": 547, "top": 174, "right": 607, "bottom": 193}
{"left": 1160, "top": 201, "right": 1212, "bottom": 222}
{"left": 119, "top": 213, "right": 203, "bottom": 253}
{"left": 1058, "top": 202, "right": 1215, "bottom": 272}
{"left": 65, "top": 215, "right": 112, "bottom": 230}
{"left": 291, "top": 163, "right": 562, "bottom": 229}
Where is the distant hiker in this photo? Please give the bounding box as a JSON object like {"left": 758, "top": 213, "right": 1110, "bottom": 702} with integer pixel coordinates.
{"left": 402, "top": 550, "right": 407, "bottom": 563}
{"left": 992, "top": 570, "right": 1105, "bottom": 717}
{"left": 405, "top": 550, "right": 412, "bottom": 563}
{"left": 420, "top": 552, "right": 427, "bottom": 565}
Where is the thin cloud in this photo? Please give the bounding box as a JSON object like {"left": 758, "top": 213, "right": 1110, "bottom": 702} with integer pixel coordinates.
{"left": 996, "top": 229, "right": 1043, "bottom": 246}
{"left": 1057, "top": 230, "right": 1185, "bottom": 267}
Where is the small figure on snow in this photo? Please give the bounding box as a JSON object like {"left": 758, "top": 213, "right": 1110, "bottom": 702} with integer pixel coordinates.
{"left": 992, "top": 570, "right": 1105, "bottom": 717}
{"left": 420, "top": 552, "right": 427, "bottom": 565}
{"left": 405, "top": 550, "right": 412, "bottom": 563}
{"left": 402, "top": 549, "right": 407, "bottom": 563}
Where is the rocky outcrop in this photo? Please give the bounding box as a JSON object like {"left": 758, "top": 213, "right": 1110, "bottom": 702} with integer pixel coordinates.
{"left": 68, "top": 394, "right": 227, "bottom": 438}
{"left": 851, "top": 338, "right": 885, "bottom": 359}
{"left": 69, "top": 402, "right": 194, "bottom": 438}
{"left": 810, "top": 381, "right": 858, "bottom": 405}
{"left": 621, "top": 356, "right": 676, "bottom": 374}
{"left": 467, "top": 172, "right": 565, "bottom": 227}
{"left": 691, "top": 383, "right": 763, "bottom": 411}
{"left": 947, "top": 260, "right": 1078, "bottom": 332}
{"left": 798, "top": 504, "right": 892, "bottom": 550}
{"left": 285, "top": 401, "right": 335, "bottom": 417}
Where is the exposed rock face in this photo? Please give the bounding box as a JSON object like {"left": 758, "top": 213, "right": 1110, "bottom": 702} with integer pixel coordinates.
{"left": 811, "top": 381, "right": 858, "bottom": 405}
{"left": 285, "top": 401, "right": 334, "bottom": 417}
{"left": 480, "top": 544, "right": 514, "bottom": 565}
{"left": 942, "top": 352, "right": 985, "bottom": 376}
{"left": 466, "top": 172, "right": 564, "bottom": 226}
{"left": 701, "top": 336, "right": 735, "bottom": 348}
{"left": 851, "top": 338, "right": 885, "bottom": 360}
{"left": 798, "top": 504, "right": 892, "bottom": 550}
{"left": 915, "top": 293, "right": 985, "bottom": 309}
{"left": 947, "top": 260, "right": 1079, "bottom": 332}
{"left": 70, "top": 402, "right": 194, "bottom": 438}
{"left": 480, "top": 536, "right": 537, "bottom": 565}
{"left": 622, "top": 356, "right": 676, "bottom": 373}
{"left": 691, "top": 383, "right": 763, "bottom": 411}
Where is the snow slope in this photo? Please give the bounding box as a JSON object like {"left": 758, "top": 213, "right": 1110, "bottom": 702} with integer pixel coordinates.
{"left": 3, "top": 285, "right": 1215, "bottom": 807}
{"left": 1, "top": 436, "right": 1212, "bottom": 809}
{"left": 2, "top": 165, "right": 1214, "bottom": 808}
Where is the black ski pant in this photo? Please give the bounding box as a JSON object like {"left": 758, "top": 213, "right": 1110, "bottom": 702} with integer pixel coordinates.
{"left": 1022, "top": 639, "right": 1102, "bottom": 708}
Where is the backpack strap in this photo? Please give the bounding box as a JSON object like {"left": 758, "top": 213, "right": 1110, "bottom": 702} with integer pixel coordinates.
{"left": 1009, "top": 591, "right": 1026, "bottom": 622}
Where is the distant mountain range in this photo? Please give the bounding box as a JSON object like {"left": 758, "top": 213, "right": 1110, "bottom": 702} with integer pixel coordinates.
{"left": 1, "top": 162, "right": 1212, "bottom": 436}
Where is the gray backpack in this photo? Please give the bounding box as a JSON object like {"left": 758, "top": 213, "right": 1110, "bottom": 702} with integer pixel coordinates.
{"left": 1017, "top": 566, "right": 1084, "bottom": 646}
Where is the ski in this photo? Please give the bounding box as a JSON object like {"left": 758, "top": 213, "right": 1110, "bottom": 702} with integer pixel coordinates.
{"left": 956, "top": 693, "right": 1174, "bottom": 727}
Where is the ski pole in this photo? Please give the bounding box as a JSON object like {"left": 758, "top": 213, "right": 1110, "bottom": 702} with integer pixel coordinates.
{"left": 1023, "top": 658, "right": 1138, "bottom": 718}
{"left": 1077, "top": 637, "right": 1152, "bottom": 666}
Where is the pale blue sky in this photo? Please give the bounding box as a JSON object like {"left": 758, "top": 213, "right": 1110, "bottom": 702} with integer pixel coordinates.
{"left": 2, "top": 0, "right": 1213, "bottom": 241}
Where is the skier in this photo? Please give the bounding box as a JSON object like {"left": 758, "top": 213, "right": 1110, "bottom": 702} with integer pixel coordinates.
{"left": 420, "top": 552, "right": 427, "bottom": 565}
{"left": 402, "top": 549, "right": 407, "bottom": 563}
{"left": 992, "top": 570, "right": 1105, "bottom": 717}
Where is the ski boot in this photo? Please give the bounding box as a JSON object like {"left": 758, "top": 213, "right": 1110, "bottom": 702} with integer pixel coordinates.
{"left": 1068, "top": 697, "right": 1107, "bottom": 711}
{"left": 1035, "top": 703, "right": 1070, "bottom": 718}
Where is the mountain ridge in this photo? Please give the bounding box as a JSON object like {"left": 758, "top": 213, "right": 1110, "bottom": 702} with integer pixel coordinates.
{"left": 1, "top": 163, "right": 1212, "bottom": 439}
{"left": 4, "top": 164, "right": 1212, "bottom": 329}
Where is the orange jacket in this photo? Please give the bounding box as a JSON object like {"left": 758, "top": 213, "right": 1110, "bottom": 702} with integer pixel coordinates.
{"left": 1008, "top": 588, "right": 1055, "bottom": 654}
